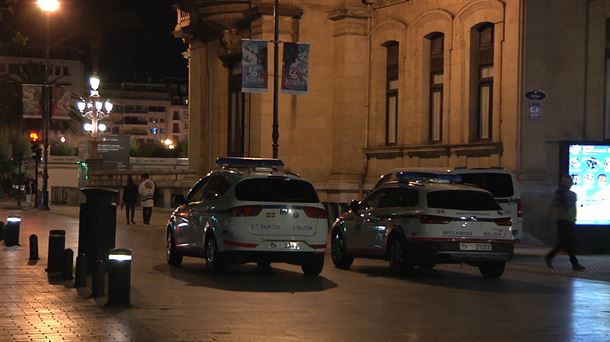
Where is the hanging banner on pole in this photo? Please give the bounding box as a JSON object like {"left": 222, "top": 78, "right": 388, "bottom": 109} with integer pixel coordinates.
{"left": 22, "top": 84, "right": 72, "bottom": 119}
{"left": 281, "top": 42, "right": 309, "bottom": 95}
{"left": 22, "top": 84, "right": 43, "bottom": 118}
{"left": 241, "top": 39, "right": 268, "bottom": 93}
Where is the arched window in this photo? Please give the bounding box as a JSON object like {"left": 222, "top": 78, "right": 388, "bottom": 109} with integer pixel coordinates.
{"left": 427, "top": 33, "right": 444, "bottom": 142}
{"left": 385, "top": 41, "right": 399, "bottom": 144}
{"left": 471, "top": 23, "right": 494, "bottom": 141}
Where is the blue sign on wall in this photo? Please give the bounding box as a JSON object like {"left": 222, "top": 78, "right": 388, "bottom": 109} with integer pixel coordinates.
{"left": 525, "top": 89, "right": 546, "bottom": 101}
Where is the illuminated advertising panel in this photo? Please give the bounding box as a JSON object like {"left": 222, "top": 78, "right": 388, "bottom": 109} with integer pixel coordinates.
{"left": 567, "top": 143, "right": 610, "bottom": 225}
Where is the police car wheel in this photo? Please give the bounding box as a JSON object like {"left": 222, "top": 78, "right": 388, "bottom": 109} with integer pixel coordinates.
{"left": 479, "top": 262, "right": 505, "bottom": 279}
{"left": 166, "top": 231, "right": 183, "bottom": 267}
{"left": 205, "top": 235, "right": 225, "bottom": 274}
{"left": 389, "top": 238, "right": 412, "bottom": 276}
{"left": 301, "top": 254, "right": 324, "bottom": 276}
{"left": 331, "top": 230, "right": 354, "bottom": 269}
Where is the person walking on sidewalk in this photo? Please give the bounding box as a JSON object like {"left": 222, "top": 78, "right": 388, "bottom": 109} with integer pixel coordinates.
{"left": 138, "top": 173, "right": 155, "bottom": 225}
{"left": 545, "top": 174, "right": 586, "bottom": 271}
{"left": 121, "top": 175, "right": 138, "bottom": 225}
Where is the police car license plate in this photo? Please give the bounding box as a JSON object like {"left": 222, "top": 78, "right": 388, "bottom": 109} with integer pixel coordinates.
{"left": 267, "top": 241, "right": 300, "bottom": 250}
{"left": 459, "top": 243, "right": 492, "bottom": 251}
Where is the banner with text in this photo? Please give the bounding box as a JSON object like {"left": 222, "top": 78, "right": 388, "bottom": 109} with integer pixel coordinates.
{"left": 281, "top": 42, "right": 309, "bottom": 95}
{"left": 242, "top": 39, "right": 268, "bottom": 93}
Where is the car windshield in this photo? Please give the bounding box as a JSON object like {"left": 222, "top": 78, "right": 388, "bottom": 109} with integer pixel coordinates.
{"left": 457, "top": 173, "right": 514, "bottom": 198}
{"left": 427, "top": 190, "right": 501, "bottom": 211}
{"left": 235, "top": 177, "right": 320, "bottom": 203}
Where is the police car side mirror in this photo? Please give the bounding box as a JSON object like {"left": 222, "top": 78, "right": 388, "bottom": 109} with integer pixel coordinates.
{"left": 349, "top": 200, "right": 359, "bottom": 213}
{"left": 172, "top": 194, "right": 187, "bottom": 207}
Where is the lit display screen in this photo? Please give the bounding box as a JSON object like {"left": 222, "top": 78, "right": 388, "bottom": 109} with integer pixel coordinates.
{"left": 568, "top": 144, "right": 610, "bottom": 225}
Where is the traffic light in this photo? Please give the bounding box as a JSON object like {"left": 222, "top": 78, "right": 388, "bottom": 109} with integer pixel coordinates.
{"left": 29, "top": 131, "right": 41, "bottom": 160}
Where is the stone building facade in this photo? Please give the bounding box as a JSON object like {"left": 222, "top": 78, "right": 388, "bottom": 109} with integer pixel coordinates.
{"left": 174, "top": 0, "right": 610, "bottom": 242}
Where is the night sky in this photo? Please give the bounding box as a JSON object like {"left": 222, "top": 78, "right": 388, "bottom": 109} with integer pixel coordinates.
{"left": 98, "top": 0, "right": 188, "bottom": 82}
{"left": 3, "top": 0, "right": 188, "bottom": 82}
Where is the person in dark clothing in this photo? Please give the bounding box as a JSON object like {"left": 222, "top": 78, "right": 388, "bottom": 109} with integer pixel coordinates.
{"left": 121, "top": 175, "right": 138, "bottom": 225}
{"left": 544, "top": 174, "right": 586, "bottom": 271}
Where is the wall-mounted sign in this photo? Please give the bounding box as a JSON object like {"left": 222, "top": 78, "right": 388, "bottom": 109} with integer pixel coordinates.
{"left": 525, "top": 89, "right": 546, "bottom": 101}
{"left": 528, "top": 102, "right": 541, "bottom": 121}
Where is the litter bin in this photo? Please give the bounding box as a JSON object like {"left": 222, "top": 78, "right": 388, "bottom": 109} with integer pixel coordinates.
{"left": 78, "top": 187, "right": 118, "bottom": 271}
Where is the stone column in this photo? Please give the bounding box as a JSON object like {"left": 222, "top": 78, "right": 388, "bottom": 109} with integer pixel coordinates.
{"left": 327, "top": 9, "right": 370, "bottom": 200}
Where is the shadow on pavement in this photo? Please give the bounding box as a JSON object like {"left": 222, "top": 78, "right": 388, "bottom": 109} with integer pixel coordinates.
{"left": 351, "top": 264, "right": 562, "bottom": 295}
{"left": 152, "top": 262, "right": 337, "bottom": 293}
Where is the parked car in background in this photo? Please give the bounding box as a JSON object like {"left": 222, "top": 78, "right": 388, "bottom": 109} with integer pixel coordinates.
{"left": 374, "top": 167, "right": 523, "bottom": 240}
{"left": 331, "top": 179, "right": 514, "bottom": 279}
{"left": 166, "top": 157, "right": 328, "bottom": 275}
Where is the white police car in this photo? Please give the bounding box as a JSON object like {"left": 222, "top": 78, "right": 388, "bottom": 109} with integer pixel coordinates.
{"left": 166, "top": 157, "right": 328, "bottom": 275}
{"left": 374, "top": 167, "right": 523, "bottom": 240}
{"left": 331, "top": 179, "right": 514, "bottom": 278}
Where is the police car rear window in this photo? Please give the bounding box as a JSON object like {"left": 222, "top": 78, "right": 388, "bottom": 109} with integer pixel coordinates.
{"left": 235, "top": 178, "right": 320, "bottom": 203}
{"left": 427, "top": 190, "right": 501, "bottom": 211}
{"left": 457, "top": 173, "right": 514, "bottom": 198}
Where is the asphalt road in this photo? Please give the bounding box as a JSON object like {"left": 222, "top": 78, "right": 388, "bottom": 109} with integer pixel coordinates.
{"left": 1, "top": 206, "right": 609, "bottom": 341}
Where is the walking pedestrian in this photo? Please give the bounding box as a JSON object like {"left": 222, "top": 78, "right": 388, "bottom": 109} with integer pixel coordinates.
{"left": 121, "top": 175, "right": 138, "bottom": 225}
{"left": 25, "top": 175, "right": 35, "bottom": 207}
{"left": 544, "top": 174, "right": 586, "bottom": 271}
{"left": 138, "top": 173, "right": 155, "bottom": 225}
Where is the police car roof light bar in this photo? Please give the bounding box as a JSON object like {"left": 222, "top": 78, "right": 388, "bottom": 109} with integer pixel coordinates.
{"left": 215, "top": 157, "right": 285, "bottom": 169}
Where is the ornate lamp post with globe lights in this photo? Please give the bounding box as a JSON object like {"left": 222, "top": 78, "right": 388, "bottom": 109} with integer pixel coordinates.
{"left": 77, "top": 76, "right": 113, "bottom": 160}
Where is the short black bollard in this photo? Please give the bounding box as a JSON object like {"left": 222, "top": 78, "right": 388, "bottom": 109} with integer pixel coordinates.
{"left": 0, "top": 220, "right": 4, "bottom": 240}
{"left": 107, "top": 248, "right": 132, "bottom": 306}
{"left": 4, "top": 216, "right": 21, "bottom": 246}
{"left": 29, "top": 234, "right": 39, "bottom": 260}
{"left": 74, "top": 253, "right": 88, "bottom": 288}
{"left": 62, "top": 249, "right": 74, "bottom": 280}
{"left": 91, "top": 259, "right": 105, "bottom": 298}
{"left": 46, "top": 230, "right": 65, "bottom": 274}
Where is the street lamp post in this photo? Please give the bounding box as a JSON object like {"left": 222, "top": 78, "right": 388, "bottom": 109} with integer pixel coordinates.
{"left": 272, "top": 0, "right": 279, "bottom": 159}
{"left": 37, "top": 0, "right": 59, "bottom": 210}
{"left": 77, "top": 76, "right": 113, "bottom": 160}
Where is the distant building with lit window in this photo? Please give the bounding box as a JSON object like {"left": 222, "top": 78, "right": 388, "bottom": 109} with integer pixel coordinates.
{"left": 104, "top": 79, "right": 188, "bottom": 144}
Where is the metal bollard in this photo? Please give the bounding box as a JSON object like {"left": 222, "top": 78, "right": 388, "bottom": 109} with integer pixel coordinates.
{"left": 62, "top": 249, "right": 74, "bottom": 280}
{"left": 29, "top": 234, "right": 39, "bottom": 260}
{"left": 4, "top": 216, "right": 21, "bottom": 246}
{"left": 0, "top": 221, "right": 4, "bottom": 240}
{"left": 46, "top": 230, "right": 65, "bottom": 274}
{"left": 91, "top": 259, "right": 106, "bottom": 298}
{"left": 74, "top": 253, "right": 88, "bottom": 288}
{"left": 107, "top": 248, "right": 132, "bottom": 306}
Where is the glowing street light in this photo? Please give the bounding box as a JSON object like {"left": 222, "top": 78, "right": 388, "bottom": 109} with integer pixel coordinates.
{"left": 77, "top": 76, "right": 113, "bottom": 159}
{"left": 163, "top": 138, "right": 175, "bottom": 150}
{"left": 37, "top": 0, "right": 59, "bottom": 12}
{"left": 77, "top": 76, "right": 113, "bottom": 136}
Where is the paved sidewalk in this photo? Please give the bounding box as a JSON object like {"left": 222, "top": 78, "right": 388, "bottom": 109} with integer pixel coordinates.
{"left": 1, "top": 203, "right": 609, "bottom": 341}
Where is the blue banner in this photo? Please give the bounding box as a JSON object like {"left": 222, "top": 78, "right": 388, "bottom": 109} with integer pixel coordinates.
{"left": 281, "top": 42, "right": 309, "bottom": 95}
{"left": 241, "top": 39, "right": 268, "bottom": 93}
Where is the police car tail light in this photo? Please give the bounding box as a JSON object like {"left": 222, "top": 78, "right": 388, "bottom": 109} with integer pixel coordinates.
{"left": 494, "top": 217, "right": 512, "bottom": 226}
{"left": 229, "top": 205, "right": 263, "bottom": 217}
{"left": 418, "top": 214, "right": 451, "bottom": 224}
{"left": 303, "top": 207, "right": 327, "bottom": 219}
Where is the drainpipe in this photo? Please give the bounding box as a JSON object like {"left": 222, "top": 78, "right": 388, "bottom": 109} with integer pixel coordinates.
{"left": 360, "top": 2, "right": 373, "bottom": 198}
{"left": 582, "top": 0, "right": 591, "bottom": 139}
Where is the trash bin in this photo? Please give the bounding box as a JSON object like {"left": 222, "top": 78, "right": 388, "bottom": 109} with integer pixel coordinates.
{"left": 78, "top": 187, "right": 118, "bottom": 271}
